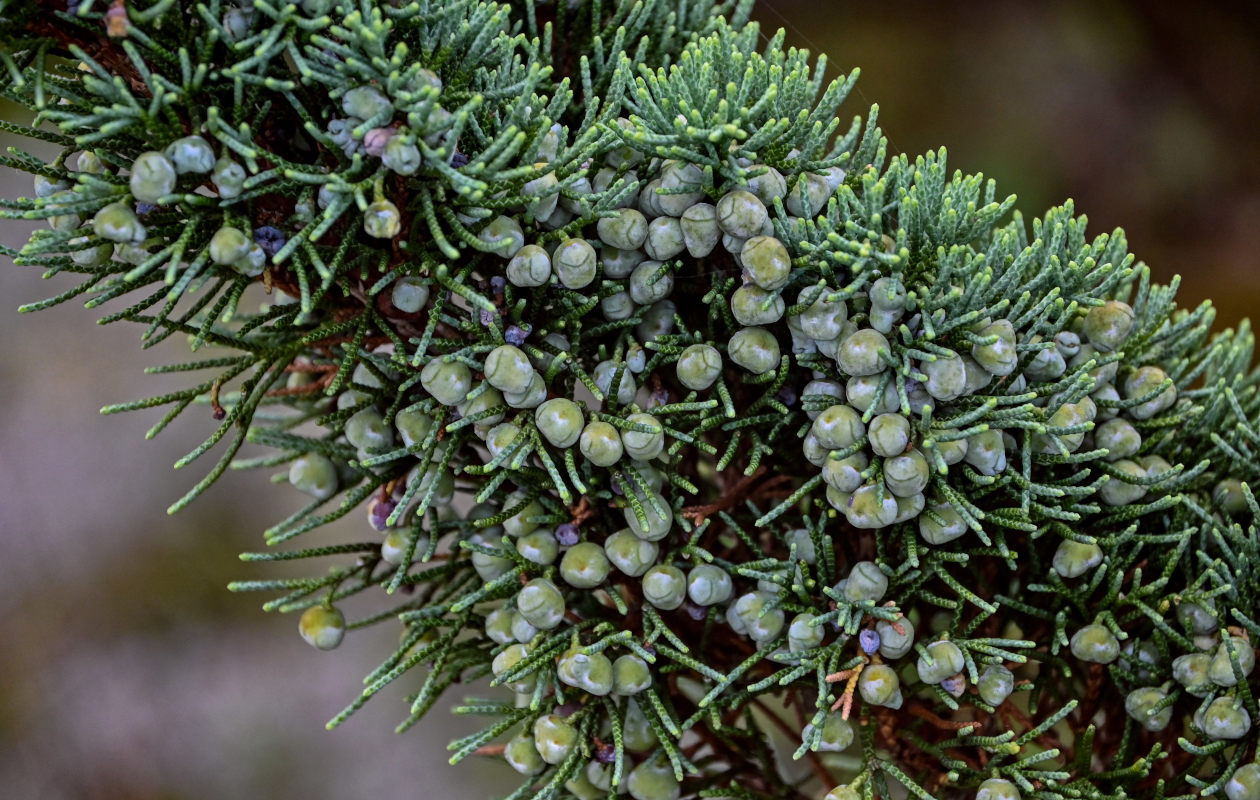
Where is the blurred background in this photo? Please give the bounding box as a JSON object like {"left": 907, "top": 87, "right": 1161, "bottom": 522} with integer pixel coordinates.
{"left": 1, "top": 1, "right": 1258, "bottom": 797}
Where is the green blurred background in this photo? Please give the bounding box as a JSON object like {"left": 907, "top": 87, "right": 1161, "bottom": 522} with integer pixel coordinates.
{"left": 1, "top": 2, "right": 1257, "bottom": 797}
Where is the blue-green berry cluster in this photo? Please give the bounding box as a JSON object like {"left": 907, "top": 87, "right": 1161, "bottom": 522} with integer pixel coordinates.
{"left": 7, "top": 3, "right": 1260, "bottom": 800}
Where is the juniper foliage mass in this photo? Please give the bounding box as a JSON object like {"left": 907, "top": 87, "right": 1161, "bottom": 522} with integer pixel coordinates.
{"left": 3, "top": 1, "right": 1260, "bottom": 799}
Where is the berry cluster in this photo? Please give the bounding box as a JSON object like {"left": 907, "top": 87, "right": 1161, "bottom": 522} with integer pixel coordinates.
{"left": 6, "top": 3, "right": 1260, "bottom": 800}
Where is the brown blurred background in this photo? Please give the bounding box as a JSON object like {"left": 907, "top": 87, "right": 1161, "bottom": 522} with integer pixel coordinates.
{"left": 1, "top": 2, "right": 1258, "bottom": 797}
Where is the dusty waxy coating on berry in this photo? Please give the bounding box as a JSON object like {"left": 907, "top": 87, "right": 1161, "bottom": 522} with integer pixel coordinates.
{"left": 1071, "top": 623, "right": 1121, "bottom": 664}
{"left": 299, "top": 605, "right": 346, "bottom": 650}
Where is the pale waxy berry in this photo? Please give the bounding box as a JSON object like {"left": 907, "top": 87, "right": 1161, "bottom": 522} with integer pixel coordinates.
{"left": 165, "top": 136, "right": 216, "bottom": 174}
{"left": 363, "top": 199, "right": 401, "bottom": 238}
{"left": 917, "top": 639, "right": 965, "bottom": 685}
{"left": 298, "top": 605, "right": 346, "bottom": 650}
{"left": 976, "top": 778, "right": 1021, "bottom": 800}
{"left": 129, "top": 151, "right": 177, "bottom": 203}
{"left": 1226, "top": 764, "right": 1260, "bottom": 800}
{"left": 1070, "top": 623, "right": 1120, "bottom": 664}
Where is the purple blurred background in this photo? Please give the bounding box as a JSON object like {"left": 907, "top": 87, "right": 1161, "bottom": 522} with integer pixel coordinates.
{"left": 1, "top": 2, "right": 1257, "bottom": 797}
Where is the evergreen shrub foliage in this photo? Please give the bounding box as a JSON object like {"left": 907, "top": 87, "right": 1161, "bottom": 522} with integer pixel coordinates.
{"left": 3, "top": 2, "right": 1260, "bottom": 799}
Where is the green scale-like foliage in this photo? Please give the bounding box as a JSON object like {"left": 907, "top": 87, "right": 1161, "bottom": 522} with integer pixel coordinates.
{"left": 4, "top": 2, "right": 1260, "bottom": 800}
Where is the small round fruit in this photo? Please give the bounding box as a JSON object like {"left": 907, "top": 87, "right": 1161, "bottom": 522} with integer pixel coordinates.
{"left": 557, "top": 647, "right": 615, "bottom": 695}
{"left": 629, "top": 260, "right": 673, "bottom": 305}
{"left": 1172, "top": 652, "right": 1212, "bottom": 696}
{"left": 380, "top": 530, "right": 413, "bottom": 566}
{"left": 92, "top": 201, "right": 146, "bottom": 243}
{"left": 597, "top": 209, "right": 648, "bottom": 250}
{"left": 741, "top": 235, "right": 791, "bottom": 290}
{"left": 484, "top": 606, "right": 516, "bottom": 645}
{"left": 837, "top": 329, "right": 891, "bottom": 377}
{"left": 796, "top": 287, "right": 848, "bottom": 341}
{"left": 676, "top": 344, "right": 722, "bottom": 391}
{"left": 730, "top": 284, "right": 785, "bottom": 326}
{"left": 478, "top": 215, "right": 524, "bottom": 257}
{"left": 825, "top": 785, "right": 861, "bottom": 800}
{"left": 884, "top": 449, "right": 929, "bottom": 497}
{"left": 644, "top": 215, "right": 685, "bottom": 260}
{"left": 298, "top": 605, "right": 346, "bottom": 650}
{"left": 806, "top": 713, "right": 854, "bottom": 752}
{"left": 593, "top": 360, "right": 636, "bottom": 406}
{"left": 612, "top": 654, "right": 653, "bottom": 696}
{"left": 504, "top": 730, "right": 545, "bottom": 775}
{"left": 622, "top": 413, "right": 664, "bottom": 461}
{"left": 420, "top": 358, "right": 472, "bottom": 405}
{"left": 553, "top": 238, "right": 598, "bottom": 288}
{"left": 687, "top": 564, "right": 734, "bottom": 606}
{"left": 788, "top": 613, "right": 825, "bottom": 652}
{"left": 507, "top": 244, "right": 552, "bottom": 287}
{"left": 680, "top": 202, "right": 719, "bottom": 257}
{"left": 1177, "top": 601, "right": 1219, "bottom": 634}
{"left": 919, "top": 503, "right": 967, "bottom": 545}
{"left": 604, "top": 529, "right": 659, "bottom": 577}
{"left": 1052, "top": 539, "right": 1104, "bottom": 578}
{"left": 517, "top": 578, "right": 565, "bottom": 630}
{"left": 208, "top": 225, "right": 251, "bottom": 266}
{"left": 976, "top": 778, "right": 1021, "bottom": 800}
{"left": 642, "top": 564, "right": 687, "bottom": 610}
{"left": 1124, "top": 365, "right": 1177, "bottom": 420}
{"left": 623, "top": 490, "right": 672, "bottom": 541}
{"left": 363, "top": 199, "right": 402, "bottom": 238}
{"left": 964, "top": 429, "right": 1007, "bottom": 476}
{"left": 485, "top": 344, "right": 535, "bottom": 394}
{"left": 516, "top": 529, "right": 559, "bottom": 566}
{"left": 822, "top": 452, "right": 867, "bottom": 493}
{"left": 786, "top": 172, "right": 831, "bottom": 218}
{"left": 1210, "top": 635, "right": 1256, "bottom": 687}
{"left": 622, "top": 698, "right": 658, "bottom": 752}
{"left": 345, "top": 407, "right": 393, "bottom": 452}
{"left": 868, "top": 413, "right": 910, "bottom": 458}
{"left": 164, "top": 136, "right": 216, "bottom": 174}
{"left": 972, "top": 320, "right": 1018, "bottom": 376}
{"left": 68, "top": 235, "right": 112, "bottom": 267}
{"left": 1225, "top": 764, "right": 1260, "bottom": 800}
{"left": 728, "top": 327, "right": 780, "bottom": 374}
{"left": 917, "top": 640, "right": 965, "bottom": 685}
{"left": 626, "top": 755, "right": 681, "bottom": 800}
{"left": 716, "top": 189, "right": 768, "bottom": 239}
{"left": 811, "top": 404, "right": 866, "bottom": 450}
{"left": 390, "top": 276, "right": 430, "bottom": 313}
{"left": 289, "top": 453, "right": 338, "bottom": 499}
{"left": 559, "top": 542, "right": 611, "bottom": 588}
{"left": 1094, "top": 418, "right": 1141, "bottom": 461}
{"left": 342, "top": 85, "right": 392, "bottom": 119}
{"left": 129, "top": 151, "right": 177, "bottom": 203}
{"left": 533, "top": 714, "right": 578, "bottom": 764}
{"left": 1070, "top": 623, "right": 1120, "bottom": 664}
{"left": 732, "top": 591, "right": 785, "bottom": 644}
{"left": 212, "top": 156, "right": 247, "bottom": 198}
{"left": 1098, "top": 459, "right": 1148, "bottom": 506}
{"left": 977, "top": 664, "right": 1015, "bottom": 706}
{"left": 382, "top": 135, "right": 422, "bottom": 175}
{"left": 1124, "top": 686, "right": 1172, "bottom": 732}
{"left": 1083, "top": 300, "right": 1135, "bottom": 352}
{"left": 534, "top": 398, "right": 585, "bottom": 449}
{"left": 922, "top": 351, "right": 967, "bottom": 402}
{"left": 843, "top": 561, "right": 888, "bottom": 604}
{"left": 1198, "top": 697, "right": 1252, "bottom": 740}
{"left": 876, "top": 617, "right": 915, "bottom": 659}
{"left": 579, "top": 421, "right": 623, "bottom": 467}
{"left": 858, "top": 663, "right": 901, "bottom": 708}
{"left": 842, "top": 483, "right": 900, "bottom": 529}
